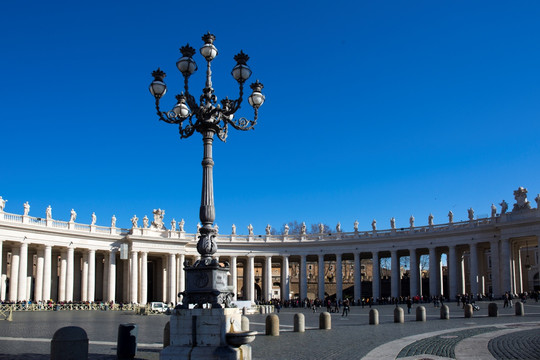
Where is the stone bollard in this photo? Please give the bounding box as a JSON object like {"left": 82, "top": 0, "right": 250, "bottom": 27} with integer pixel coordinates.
{"left": 488, "top": 303, "right": 498, "bottom": 317}
{"left": 464, "top": 304, "right": 473, "bottom": 318}
{"left": 416, "top": 306, "right": 426, "bottom": 322}
{"left": 440, "top": 304, "right": 450, "bottom": 320}
{"left": 266, "top": 314, "right": 279, "bottom": 336}
{"left": 515, "top": 301, "right": 524, "bottom": 316}
{"left": 117, "top": 323, "right": 138, "bottom": 360}
{"left": 319, "top": 312, "right": 331, "bottom": 330}
{"left": 294, "top": 313, "right": 305, "bottom": 332}
{"left": 163, "top": 321, "right": 170, "bottom": 347}
{"left": 50, "top": 326, "right": 89, "bottom": 360}
{"left": 369, "top": 309, "right": 379, "bottom": 325}
{"left": 394, "top": 307, "right": 404, "bottom": 323}
{"left": 241, "top": 316, "right": 250, "bottom": 331}
{"left": 242, "top": 306, "right": 247, "bottom": 315}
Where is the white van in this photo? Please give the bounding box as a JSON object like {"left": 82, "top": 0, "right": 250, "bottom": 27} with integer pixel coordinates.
{"left": 150, "top": 302, "right": 169, "bottom": 313}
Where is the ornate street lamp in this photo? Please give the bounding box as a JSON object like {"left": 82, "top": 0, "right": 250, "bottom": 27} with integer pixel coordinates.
{"left": 149, "top": 33, "right": 264, "bottom": 308}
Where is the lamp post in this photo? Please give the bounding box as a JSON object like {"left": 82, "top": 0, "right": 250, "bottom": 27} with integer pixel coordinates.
{"left": 149, "top": 33, "right": 264, "bottom": 308}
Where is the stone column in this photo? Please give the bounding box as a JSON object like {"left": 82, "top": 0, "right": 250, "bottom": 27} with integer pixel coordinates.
{"left": 81, "top": 252, "right": 88, "bottom": 302}
{"left": 515, "top": 245, "right": 523, "bottom": 294}
{"left": 265, "top": 256, "right": 272, "bottom": 301}
{"left": 318, "top": 254, "right": 325, "bottom": 300}
{"left": 228, "top": 255, "right": 238, "bottom": 300}
{"left": 9, "top": 246, "right": 20, "bottom": 302}
{"left": 372, "top": 251, "right": 380, "bottom": 301}
{"left": 35, "top": 247, "right": 44, "bottom": 302}
{"left": 66, "top": 247, "right": 74, "bottom": 302}
{"left": 300, "top": 254, "right": 308, "bottom": 300}
{"left": 0, "top": 240, "right": 3, "bottom": 301}
{"left": 162, "top": 256, "right": 167, "bottom": 303}
{"left": 448, "top": 245, "right": 457, "bottom": 300}
{"left": 469, "top": 243, "right": 479, "bottom": 296}
{"left": 335, "top": 253, "right": 342, "bottom": 301}
{"left": 429, "top": 247, "right": 438, "bottom": 297}
{"left": 43, "top": 245, "right": 52, "bottom": 301}
{"left": 88, "top": 249, "right": 96, "bottom": 302}
{"left": 246, "top": 256, "right": 255, "bottom": 302}
{"left": 108, "top": 249, "right": 116, "bottom": 302}
{"left": 17, "top": 241, "right": 28, "bottom": 301}
{"left": 282, "top": 255, "right": 290, "bottom": 301}
{"left": 141, "top": 252, "right": 148, "bottom": 305}
{"left": 354, "top": 252, "right": 361, "bottom": 302}
{"left": 130, "top": 250, "right": 138, "bottom": 303}
{"left": 391, "top": 249, "right": 399, "bottom": 298}
{"left": 168, "top": 253, "right": 176, "bottom": 304}
{"left": 459, "top": 254, "right": 466, "bottom": 294}
{"left": 177, "top": 253, "right": 185, "bottom": 299}
{"left": 490, "top": 240, "right": 500, "bottom": 297}
{"left": 102, "top": 253, "right": 109, "bottom": 302}
{"left": 409, "top": 248, "right": 418, "bottom": 298}
{"left": 122, "top": 259, "right": 129, "bottom": 303}
{"left": 58, "top": 251, "right": 67, "bottom": 302}
{"left": 500, "top": 238, "right": 512, "bottom": 293}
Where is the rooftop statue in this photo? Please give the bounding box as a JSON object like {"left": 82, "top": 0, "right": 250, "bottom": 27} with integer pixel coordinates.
{"left": 283, "top": 223, "right": 289, "bottom": 235}
{"left": 214, "top": 223, "right": 219, "bottom": 233}
{"left": 336, "top": 222, "right": 341, "bottom": 233}
{"left": 372, "top": 219, "right": 377, "bottom": 231}
{"left": 231, "top": 223, "right": 236, "bottom": 235}
{"left": 468, "top": 208, "right": 474, "bottom": 221}
{"left": 409, "top": 215, "right": 415, "bottom": 228}
{"left": 143, "top": 215, "right": 149, "bottom": 228}
{"left": 301, "top": 222, "right": 306, "bottom": 235}
{"left": 171, "top": 218, "right": 176, "bottom": 231}
{"left": 179, "top": 218, "right": 185, "bottom": 232}
{"left": 197, "top": 222, "right": 201, "bottom": 233}
{"left": 500, "top": 200, "right": 508, "bottom": 214}
{"left": 513, "top": 186, "right": 531, "bottom": 211}
{"left": 91, "top": 212, "right": 97, "bottom": 226}
{"left": 428, "top": 213, "right": 434, "bottom": 226}
{"left": 448, "top": 211, "right": 454, "bottom": 223}
{"left": 23, "top": 201, "right": 30, "bottom": 216}
{"left": 151, "top": 208, "right": 166, "bottom": 230}
{"left": 0, "top": 196, "right": 6, "bottom": 212}
{"left": 111, "top": 215, "right": 116, "bottom": 228}
{"left": 390, "top": 217, "right": 396, "bottom": 229}
{"left": 247, "top": 223, "right": 254, "bottom": 235}
{"left": 353, "top": 220, "right": 359, "bottom": 232}
{"left": 319, "top": 223, "right": 325, "bottom": 234}
{"left": 131, "top": 215, "right": 139, "bottom": 228}
{"left": 491, "top": 203, "right": 497, "bottom": 217}
{"left": 70, "top": 209, "right": 77, "bottom": 222}
{"left": 46, "top": 205, "right": 52, "bottom": 220}
{"left": 265, "top": 224, "right": 271, "bottom": 235}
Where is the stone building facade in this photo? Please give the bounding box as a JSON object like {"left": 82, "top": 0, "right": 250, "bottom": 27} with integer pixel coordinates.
{"left": 0, "top": 187, "right": 538, "bottom": 304}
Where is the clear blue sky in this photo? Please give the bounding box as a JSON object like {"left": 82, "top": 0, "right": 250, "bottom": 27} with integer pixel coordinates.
{"left": 1, "top": 1, "right": 539, "bottom": 234}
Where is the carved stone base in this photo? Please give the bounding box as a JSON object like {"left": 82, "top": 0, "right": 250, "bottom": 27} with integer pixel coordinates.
{"left": 160, "top": 308, "right": 252, "bottom": 360}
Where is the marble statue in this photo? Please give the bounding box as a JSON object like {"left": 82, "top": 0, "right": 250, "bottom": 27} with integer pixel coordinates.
{"left": 143, "top": 215, "right": 149, "bottom": 228}
{"left": 301, "top": 222, "right": 307, "bottom": 235}
{"left": 284, "top": 224, "right": 289, "bottom": 235}
{"left": 131, "top": 215, "right": 138, "bottom": 228}
{"left": 371, "top": 219, "right": 377, "bottom": 231}
{"left": 390, "top": 217, "right": 396, "bottom": 229}
{"left": 491, "top": 203, "right": 497, "bottom": 217}
{"left": 265, "top": 224, "right": 271, "bottom": 235}
{"left": 448, "top": 211, "right": 454, "bottom": 223}
{"left": 468, "top": 208, "right": 474, "bottom": 221}
{"left": 0, "top": 196, "right": 6, "bottom": 212}
{"left": 248, "top": 223, "right": 254, "bottom": 235}
{"left": 23, "top": 201, "right": 30, "bottom": 216}
{"left": 319, "top": 223, "right": 325, "bottom": 234}
{"left": 336, "top": 222, "right": 342, "bottom": 233}
{"left": 513, "top": 186, "right": 531, "bottom": 211}
{"left": 428, "top": 213, "right": 434, "bottom": 226}
{"left": 151, "top": 208, "right": 165, "bottom": 230}
{"left": 91, "top": 212, "right": 96, "bottom": 225}
{"left": 197, "top": 222, "right": 201, "bottom": 233}
{"left": 409, "top": 215, "right": 415, "bottom": 227}
{"left": 70, "top": 209, "right": 77, "bottom": 222}
{"left": 214, "top": 223, "right": 219, "bottom": 233}
{"left": 179, "top": 219, "right": 185, "bottom": 232}
{"left": 111, "top": 215, "right": 116, "bottom": 228}
{"left": 353, "top": 220, "right": 359, "bottom": 232}
{"left": 500, "top": 200, "right": 508, "bottom": 214}
{"left": 535, "top": 194, "right": 540, "bottom": 209}
{"left": 46, "top": 205, "right": 52, "bottom": 220}
{"left": 171, "top": 218, "right": 176, "bottom": 231}
{"left": 231, "top": 223, "right": 236, "bottom": 235}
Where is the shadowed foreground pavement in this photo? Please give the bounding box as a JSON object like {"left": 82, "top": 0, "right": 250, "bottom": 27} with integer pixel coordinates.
{"left": 0, "top": 300, "right": 539, "bottom": 359}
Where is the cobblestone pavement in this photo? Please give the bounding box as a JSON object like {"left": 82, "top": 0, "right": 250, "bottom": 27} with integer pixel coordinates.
{"left": 0, "top": 300, "right": 538, "bottom": 359}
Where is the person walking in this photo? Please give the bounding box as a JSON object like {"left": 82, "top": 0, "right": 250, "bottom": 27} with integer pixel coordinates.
{"left": 342, "top": 298, "right": 350, "bottom": 317}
